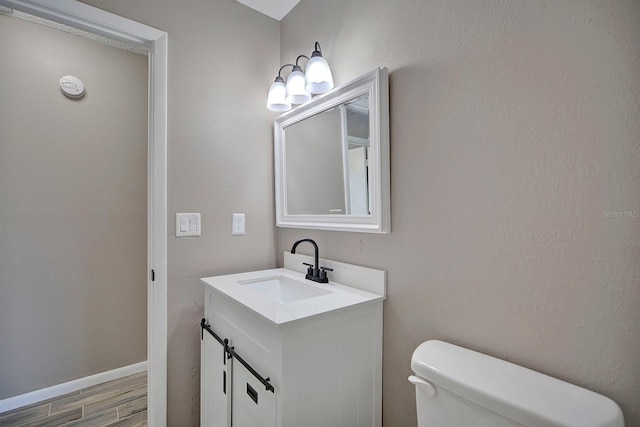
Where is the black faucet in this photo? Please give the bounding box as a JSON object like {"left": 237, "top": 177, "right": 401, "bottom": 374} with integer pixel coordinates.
{"left": 290, "top": 238, "right": 332, "bottom": 283}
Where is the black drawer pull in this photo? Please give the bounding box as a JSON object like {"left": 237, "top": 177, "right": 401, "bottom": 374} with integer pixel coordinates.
{"left": 247, "top": 383, "right": 258, "bottom": 404}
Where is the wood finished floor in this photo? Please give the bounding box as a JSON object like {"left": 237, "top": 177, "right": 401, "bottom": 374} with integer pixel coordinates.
{"left": 0, "top": 372, "right": 147, "bottom": 427}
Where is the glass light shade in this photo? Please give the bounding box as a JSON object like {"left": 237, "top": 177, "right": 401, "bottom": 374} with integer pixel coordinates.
{"left": 267, "top": 79, "right": 291, "bottom": 112}
{"left": 305, "top": 55, "right": 334, "bottom": 94}
{"left": 285, "top": 69, "right": 311, "bottom": 104}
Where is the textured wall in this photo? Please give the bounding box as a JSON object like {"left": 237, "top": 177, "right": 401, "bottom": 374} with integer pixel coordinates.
{"left": 78, "top": 1, "right": 280, "bottom": 424}
{"left": 0, "top": 14, "right": 147, "bottom": 398}
{"left": 279, "top": 0, "right": 640, "bottom": 425}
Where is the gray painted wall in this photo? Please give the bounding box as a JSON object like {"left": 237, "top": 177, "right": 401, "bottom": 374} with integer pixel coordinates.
{"left": 279, "top": 1, "right": 640, "bottom": 426}
{"left": 0, "top": 14, "right": 147, "bottom": 398}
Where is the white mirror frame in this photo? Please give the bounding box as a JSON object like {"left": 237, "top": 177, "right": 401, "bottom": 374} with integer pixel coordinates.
{"left": 274, "top": 67, "right": 390, "bottom": 233}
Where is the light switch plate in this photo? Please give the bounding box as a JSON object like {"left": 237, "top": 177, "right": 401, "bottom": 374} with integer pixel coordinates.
{"left": 176, "top": 213, "right": 201, "bottom": 237}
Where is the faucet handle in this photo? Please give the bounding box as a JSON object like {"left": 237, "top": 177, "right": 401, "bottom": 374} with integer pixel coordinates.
{"left": 302, "top": 262, "right": 314, "bottom": 276}
{"left": 319, "top": 266, "right": 333, "bottom": 281}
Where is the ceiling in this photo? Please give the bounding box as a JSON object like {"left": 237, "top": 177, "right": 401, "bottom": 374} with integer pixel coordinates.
{"left": 235, "top": 0, "right": 301, "bottom": 21}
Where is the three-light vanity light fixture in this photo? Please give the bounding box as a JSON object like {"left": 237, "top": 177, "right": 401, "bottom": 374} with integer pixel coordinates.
{"left": 267, "top": 42, "right": 334, "bottom": 112}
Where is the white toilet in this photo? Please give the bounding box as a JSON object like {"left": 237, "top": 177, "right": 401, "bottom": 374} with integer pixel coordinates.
{"left": 409, "top": 340, "right": 624, "bottom": 427}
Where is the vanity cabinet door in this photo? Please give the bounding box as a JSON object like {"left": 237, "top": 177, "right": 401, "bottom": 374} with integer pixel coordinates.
{"left": 201, "top": 332, "right": 231, "bottom": 427}
{"left": 232, "top": 359, "right": 277, "bottom": 427}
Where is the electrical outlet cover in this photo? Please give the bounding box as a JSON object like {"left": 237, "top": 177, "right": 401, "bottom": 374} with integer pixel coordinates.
{"left": 232, "top": 213, "right": 245, "bottom": 236}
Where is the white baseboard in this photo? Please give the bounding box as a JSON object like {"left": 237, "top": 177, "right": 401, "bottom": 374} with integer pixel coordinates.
{"left": 0, "top": 361, "right": 148, "bottom": 413}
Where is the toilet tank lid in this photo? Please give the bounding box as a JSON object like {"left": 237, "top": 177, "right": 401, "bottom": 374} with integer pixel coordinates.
{"left": 411, "top": 340, "right": 624, "bottom": 427}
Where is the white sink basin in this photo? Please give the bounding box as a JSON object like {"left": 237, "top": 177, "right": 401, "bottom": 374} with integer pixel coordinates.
{"left": 237, "top": 275, "right": 330, "bottom": 303}
{"left": 201, "top": 262, "right": 386, "bottom": 324}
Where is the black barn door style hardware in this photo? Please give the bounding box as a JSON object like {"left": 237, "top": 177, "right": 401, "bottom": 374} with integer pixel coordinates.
{"left": 201, "top": 318, "right": 225, "bottom": 346}
{"left": 226, "top": 345, "right": 275, "bottom": 393}
{"left": 201, "top": 318, "right": 275, "bottom": 393}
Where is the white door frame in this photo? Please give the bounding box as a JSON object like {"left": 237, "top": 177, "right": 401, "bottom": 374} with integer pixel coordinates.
{"left": 0, "top": 0, "right": 168, "bottom": 424}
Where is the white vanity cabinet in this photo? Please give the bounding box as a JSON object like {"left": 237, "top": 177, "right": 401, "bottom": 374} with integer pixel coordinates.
{"left": 201, "top": 253, "right": 385, "bottom": 427}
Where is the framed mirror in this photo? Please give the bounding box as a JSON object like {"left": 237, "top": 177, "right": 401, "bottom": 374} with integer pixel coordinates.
{"left": 274, "top": 67, "right": 390, "bottom": 233}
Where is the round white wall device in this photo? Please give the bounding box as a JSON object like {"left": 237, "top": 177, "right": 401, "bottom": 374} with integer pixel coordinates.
{"left": 59, "top": 75, "right": 85, "bottom": 99}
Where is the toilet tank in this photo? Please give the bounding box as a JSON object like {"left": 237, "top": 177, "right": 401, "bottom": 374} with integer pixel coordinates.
{"left": 410, "top": 340, "right": 624, "bottom": 427}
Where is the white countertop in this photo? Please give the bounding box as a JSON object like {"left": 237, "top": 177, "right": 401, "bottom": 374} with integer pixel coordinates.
{"left": 201, "top": 268, "right": 384, "bottom": 325}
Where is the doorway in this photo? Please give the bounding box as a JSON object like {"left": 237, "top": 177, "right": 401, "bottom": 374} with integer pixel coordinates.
{"left": 0, "top": 1, "right": 167, "bottom": 424}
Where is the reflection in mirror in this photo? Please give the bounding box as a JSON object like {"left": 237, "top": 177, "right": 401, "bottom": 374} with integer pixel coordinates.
{"left": 284, "top": 94, "right": 370, "bottom": 215}
{"left": 342, "top": 96, "right": 370, "bottom": 215}
{"left": 274, "top": 67, "right": 389, "bottom": 233}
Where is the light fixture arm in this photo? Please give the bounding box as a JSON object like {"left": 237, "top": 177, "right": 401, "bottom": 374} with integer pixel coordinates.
{"left": 313, "top": 42, "right": 322, "bottom": 55}
{"left": 295, "top": 55, "right": 310, "bottom": 67}
{"left": 275, "top": 63, "right": 296, "bottom": 81}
